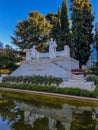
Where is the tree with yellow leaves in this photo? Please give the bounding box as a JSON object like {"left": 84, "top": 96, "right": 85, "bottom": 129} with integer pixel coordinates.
{"left": 11, "top": 11, "right": 52, "bottom": 51}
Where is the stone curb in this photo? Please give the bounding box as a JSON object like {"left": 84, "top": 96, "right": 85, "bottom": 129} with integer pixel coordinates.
{"left": 0, "top": 87, "right": 98, "bottom": 103}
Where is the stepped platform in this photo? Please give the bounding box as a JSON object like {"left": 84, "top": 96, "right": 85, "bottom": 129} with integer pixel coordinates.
{"left": 11, "top": 56, "right": 95, "bottom": 91}
{"left": 11, "top": 57, "right": 76, "bottom": 80}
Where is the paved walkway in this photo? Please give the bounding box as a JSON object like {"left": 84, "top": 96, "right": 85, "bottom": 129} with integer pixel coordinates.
{"left": 0, "top": 87, "right": 98, "bottom": 103}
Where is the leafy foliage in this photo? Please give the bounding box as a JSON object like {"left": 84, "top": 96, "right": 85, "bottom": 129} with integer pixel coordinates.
{"left": 46, "top": 10, "right": 61, "bottom": 51}
{"left": 70, "top": 0, "right": 94, "bottom": 68}
{"left": 11, "top": 11, "right": 52, "bottom": 51}
{"left": 71, "top": 111, "right": 96, "bottom": 130}
{"left": 86, "top": 75, "right": 98, "bottom": 85}
{"left": 46, "top": 0, "right": 71, "bottom": 51}
{"left": 0, "top": 45, "right": 18, "bottom": 71}
{"left": 45, "top": 12, "right": 58, "bottom": 25}
{"left": 95, "top": 22, "right": 98, "bottom": 68}
{"left": 92, "top": 68, "right": 98, "bottom": 75}
{"left": 0, "top": 82, "right": 97, "bottom": 98}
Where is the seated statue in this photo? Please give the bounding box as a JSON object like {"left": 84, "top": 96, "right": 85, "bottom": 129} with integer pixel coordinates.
{"left": 47, "top": 38, "right": 57, "bottom": 58}
{"left": 26, "top": 45, "right": 39, "bottom": 61}
{"left": 31, "top": 45, "right": 39, "bottom": 59}
{"left": 26, "top": 49, "right": 32, "bottom": 61}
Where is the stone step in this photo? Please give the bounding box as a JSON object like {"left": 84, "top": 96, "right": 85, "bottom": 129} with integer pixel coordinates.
{"left": 72, "top": 74, "right": 85, "bottom": 81}
{"left": 59, "top": 81, "right": 95, "bottom": 91}
{"left": 11, "top": 60, "right": 72, "bottom": 80}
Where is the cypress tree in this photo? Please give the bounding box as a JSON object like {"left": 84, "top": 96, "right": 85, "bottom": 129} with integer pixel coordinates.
{"left": 95, "top": 22, "right": 98, "bottom": 68}
{"left": 54, "top": 6, "right": 62, "bottom": 50}
{"left": 46, "top": 0, "right": 71, "bottom": 51}
{"left": 45, "top": 12, "right": 59, "bottom": 48}
{"left": 60, "top": 0, "right": 70, "bottom": 50}
{"left": 52, "top": 0, "right": 71, "bottom": 51}
{"left": 70, "top": 0, "right": 94, "bottom": 68}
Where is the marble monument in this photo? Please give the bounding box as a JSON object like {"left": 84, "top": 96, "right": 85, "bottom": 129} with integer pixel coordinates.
{"left": 11, "top": 38, "right": 95, "bottom": 90}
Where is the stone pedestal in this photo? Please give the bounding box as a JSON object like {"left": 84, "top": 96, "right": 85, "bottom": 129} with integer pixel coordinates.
{"left": 64, "top": 45, "right": 70, "bottom": 57}
{"left": 82, "top": 65, "right": 87, "bottom": 69}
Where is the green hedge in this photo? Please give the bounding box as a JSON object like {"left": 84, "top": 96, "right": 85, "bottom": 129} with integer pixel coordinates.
{"left": 2, "top": 75, "right": 63, "bottom": 86}
{"left": 0, "top": 82, "right": 98, "bottom": 98}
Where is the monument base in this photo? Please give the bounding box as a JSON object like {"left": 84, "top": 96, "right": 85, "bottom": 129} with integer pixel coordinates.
{"left": 11, "top": 57, "right": 78, "bottom": 80}
{"left": 59, "top": 80, "right": 95, "bottom": 91}
{"left": 11, "top": 56, "right": 96, "bottom": 91}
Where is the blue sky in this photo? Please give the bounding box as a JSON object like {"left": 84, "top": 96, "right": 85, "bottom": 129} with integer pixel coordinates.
{"left": 0, "top": 0, "right": 98, "bottom": 46}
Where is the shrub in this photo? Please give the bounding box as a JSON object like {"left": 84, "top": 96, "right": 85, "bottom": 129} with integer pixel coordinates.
{"left": 86, "top": 76, "right": 98, "bottom": 85}
{"left": 0, "top": 82, "right": 97, "bottom": 98}
{"left": 91, "top": 67, "right": 98, "bottom": 76}
{"left": 2, "top": 75, "right": 63, "bottom": 86}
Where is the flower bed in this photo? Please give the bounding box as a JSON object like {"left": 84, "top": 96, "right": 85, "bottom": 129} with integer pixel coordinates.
{"left": 71, "top": 69, "right": 93, "bottom": 75}
{"left": 0, "top": 69, "right": 10, "bottom": 74}
{"left": 71, "top": 69, "right": 85, "bottom": 74}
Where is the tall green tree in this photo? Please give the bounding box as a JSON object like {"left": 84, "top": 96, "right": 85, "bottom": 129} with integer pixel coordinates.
{"left": 60, "top": 0, "right": 70, "bottom": 50}
{"left": 11, "top": 11, "right": 52, "bottom": 51}
{"left": 95, "top": 22, "right": 98, "bottom": 68}
{"left": 45, "top": 10, "right": 62, "bottom": 50}
{"left": 46, "top": 0, "right": 71, "bottom": 51}
{"left": 70, "top": 0, "right": 94, "bottom": 68}
{"left": 45, "top": 12, "right": 58, "bottom": 25}
{"left": 54, "top": 6, "right": 62, "bottom": 51}
{"left": 45, "top": 12, "right": 58, "bottom": 38}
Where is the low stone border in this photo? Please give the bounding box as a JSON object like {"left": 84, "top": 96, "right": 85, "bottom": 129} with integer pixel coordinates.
{"left": 0, "top": 87, "right": 98, "bottom": 103}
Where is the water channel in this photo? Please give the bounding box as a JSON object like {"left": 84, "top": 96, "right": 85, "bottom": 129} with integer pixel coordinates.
{"left": 0, "top": 91, "right": 98, "bottom": 130}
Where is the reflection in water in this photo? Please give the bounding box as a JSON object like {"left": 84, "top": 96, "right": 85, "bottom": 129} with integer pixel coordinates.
{"left": 16, "top": 101, "right": 73, "bottom": 130}
{"left": 0, "top": 93, "right": 98, "bottom": 130}
{"left": 0, "top": 117, "right": 10, "bottom": 130}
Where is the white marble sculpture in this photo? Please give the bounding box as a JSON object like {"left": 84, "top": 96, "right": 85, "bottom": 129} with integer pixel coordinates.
{"left": 47, "top": 38, "right": 57, "bottom": 58}
{"left": 31, "top": 45, "right": 39, "bottom": 59}
{"left": 26, "top": 45, "right": 39, "bottom": 61}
